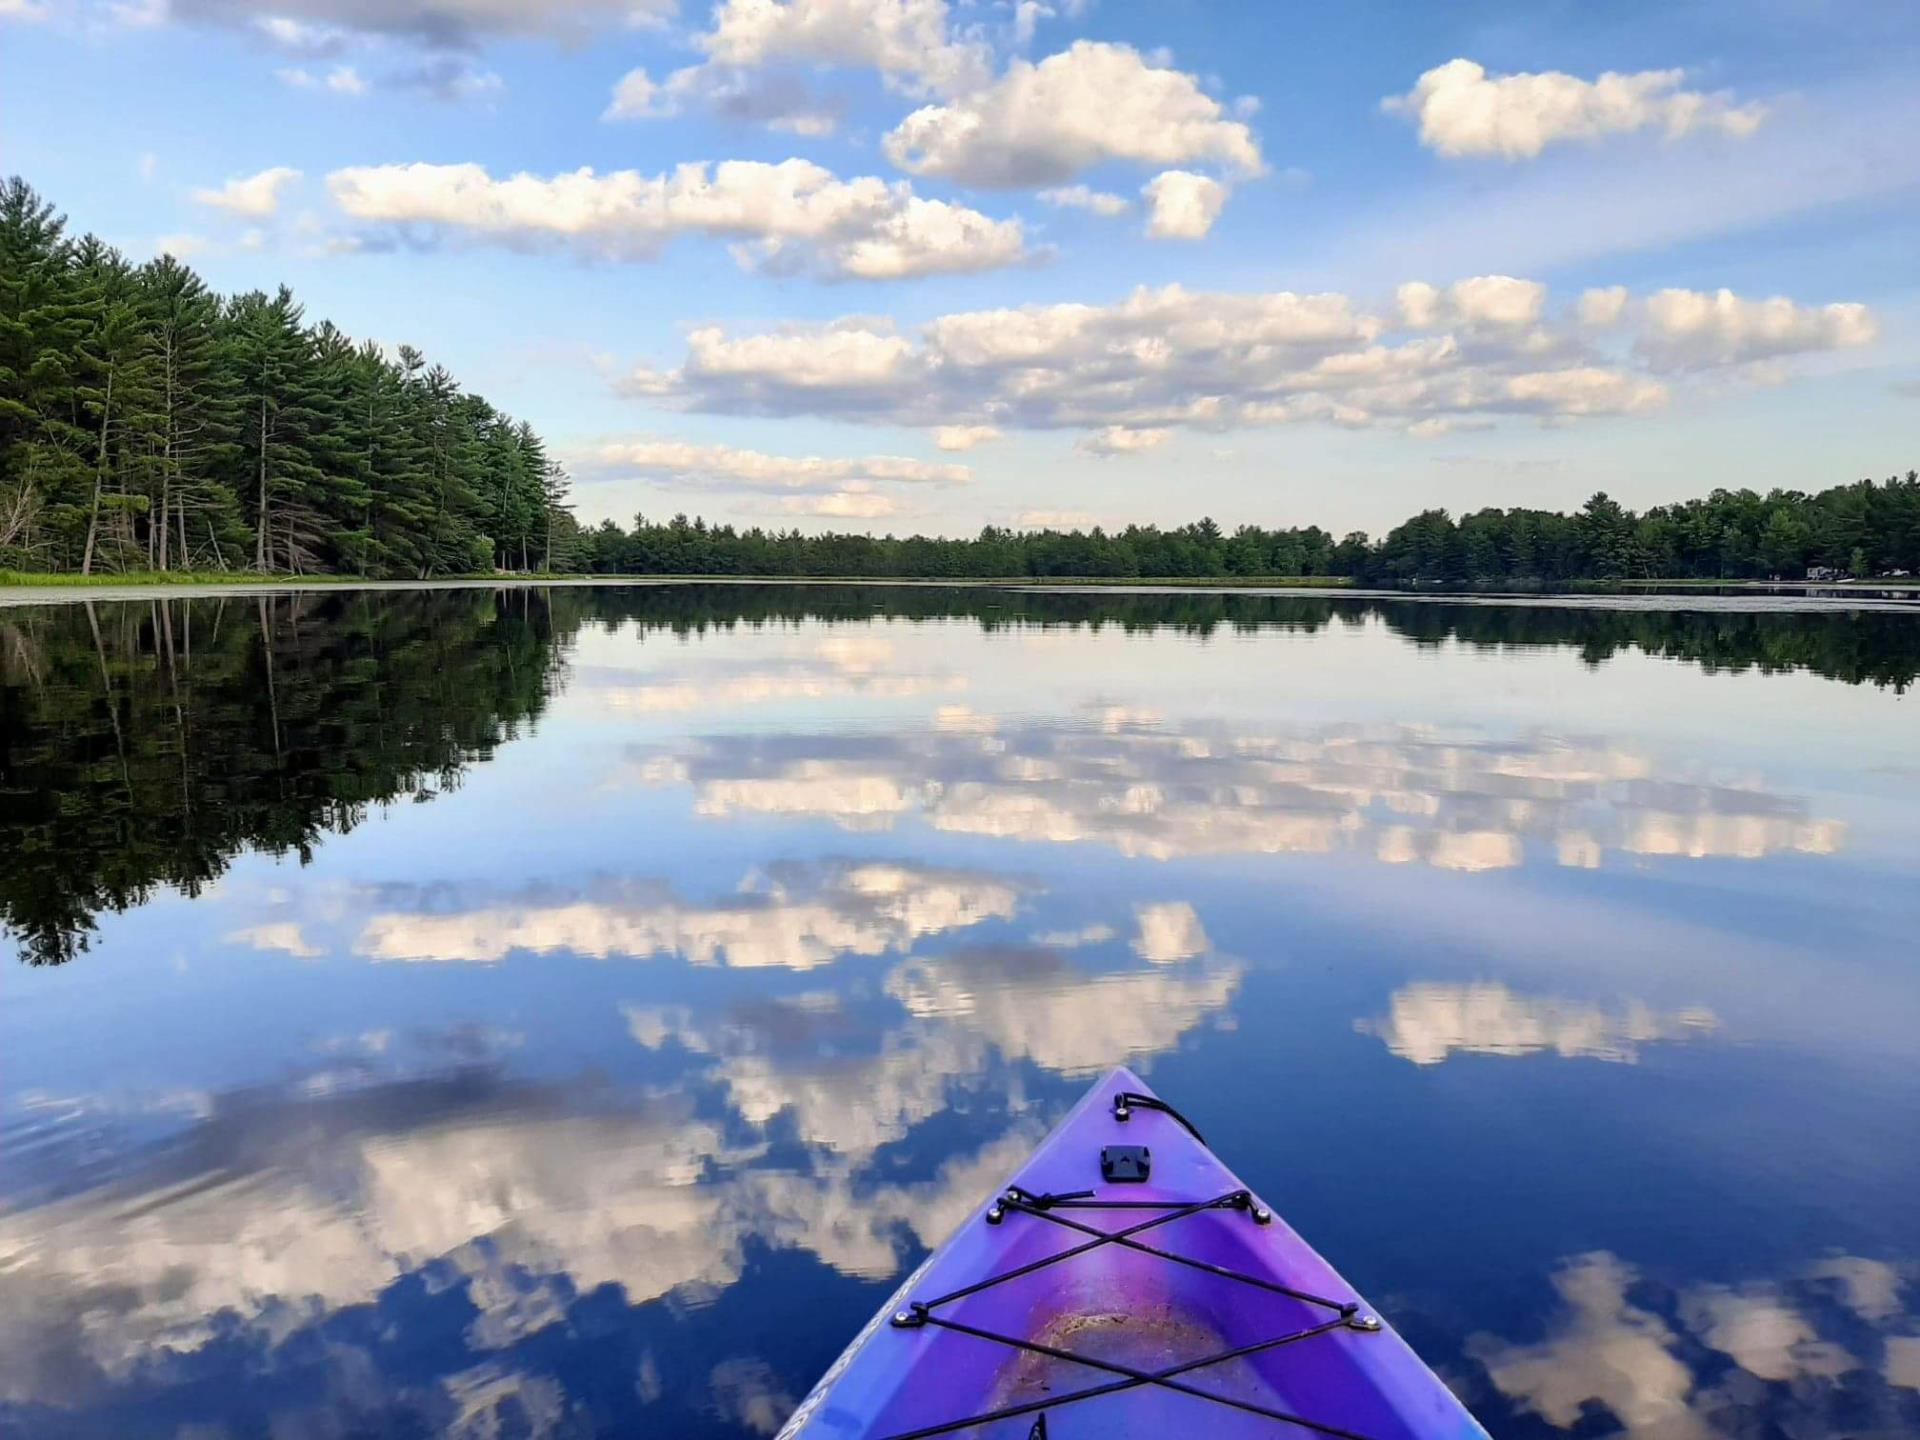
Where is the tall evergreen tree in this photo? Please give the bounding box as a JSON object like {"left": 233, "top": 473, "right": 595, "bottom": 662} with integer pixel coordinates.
{"left": 139, "top": 253, "right": 237, "bottom": 570}
{"left": 224, "top": 287, "right": 331, "bottom": 572}
{"left": 73, "top": 238, "right": 158, "bottom": 574}
{"left": 0, "top": 177, "right": 89, "bottom": 568}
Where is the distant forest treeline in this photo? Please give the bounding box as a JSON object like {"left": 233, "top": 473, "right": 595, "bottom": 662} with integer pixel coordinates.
{"left": 580, "top": 481, "right": 1920, "bottom": 585}
{"left": 0, "top": 178, "right": 572, "bottom": 578}
{"left": 6, "top": 177, "right": 1916, "bottom": 587}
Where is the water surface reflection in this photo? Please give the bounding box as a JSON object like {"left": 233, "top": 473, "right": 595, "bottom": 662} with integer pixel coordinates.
{"left": 636, "top": 715, "right": 1847, "bottom": 868}
{"left": 2, "top": 585, "right": 1916, "bottom": 1438}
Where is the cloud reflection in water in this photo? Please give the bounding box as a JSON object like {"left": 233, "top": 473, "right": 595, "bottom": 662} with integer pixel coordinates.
{"left": 348, "top": 862, "right": 1023, "bottom": 968}
{"left": 0, "top": 1057, "right": 1051, "bottom": 1429}
{"left": 0, "top": 834, "right": 1263, "bottom": 1435}
{"left": 1358, "top": 983, "right": 1719, "bottom": 1065}
{"left": 1469, "top": 1251, "right": 1919, "bottom": 1438}
{"left": 634, "top": 716, "right": 1846, "bottom": 871}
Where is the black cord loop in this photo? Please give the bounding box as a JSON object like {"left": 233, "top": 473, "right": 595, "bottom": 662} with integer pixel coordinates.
{"left": 1112, "top": 1090, "right": 1207, "bottom": 1142}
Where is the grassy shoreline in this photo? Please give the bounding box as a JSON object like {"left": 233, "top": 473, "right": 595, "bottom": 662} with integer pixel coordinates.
{"left": 0, "top": 570, "right": 372, "bottom": 588}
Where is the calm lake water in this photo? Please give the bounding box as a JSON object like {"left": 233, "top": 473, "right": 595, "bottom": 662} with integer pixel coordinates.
{"left": 3, "top": 584, "right": 1918, "bottom": 1440}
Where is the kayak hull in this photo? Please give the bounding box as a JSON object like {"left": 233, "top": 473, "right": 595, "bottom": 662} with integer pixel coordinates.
{"left": 779, "top": 1067, "right": 1489, "bottom": 1439}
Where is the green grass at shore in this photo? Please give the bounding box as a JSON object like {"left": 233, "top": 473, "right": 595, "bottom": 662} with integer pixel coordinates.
{"left": 0, "top": 569, "right": 367, "bottom": 587}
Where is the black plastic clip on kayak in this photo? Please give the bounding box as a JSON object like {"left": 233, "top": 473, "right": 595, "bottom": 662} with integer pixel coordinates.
{"left": 1009, "top": 1186, "right": 1095, "bottom": 1209}
{"left": 1229, "top": 1189, "right": 1275, "bottom": 1225}
{"left": 1112, "top": 1090, "right": 1206, "bottom": 1143}
{"left": 987, "top": 1186, "right": 1092, "bottom": 1224}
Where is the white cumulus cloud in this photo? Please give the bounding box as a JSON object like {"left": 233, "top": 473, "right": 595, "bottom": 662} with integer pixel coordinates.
{"left": 192, "top": 166, "right": 301, "bottom": 217}
{"left": 693, "top": 0, "right": 992, "bottom": 98}
{"left": 584, "top": 439, "right": 971, "bottom": 491}
{"left": 933, "top": 424, "right": 1001, "bottom": 451}
{"left": 1503, "top": 366, "right": 1667, "bottom": 416}
{"left": 1578, "top": 285, "right": 1631, "bottom": 327}
{"left": 658, "top": 320, "right": 918, "bottom": 397}
{"left": 1636, "top": 288, "right": 1878, "bottom": 369}
{"left": 603, "top": 66, "right": 665, "bottom": 119}
{"left": 325, "top": 159, "right": 1030, "bottom": 280}
{"left": 613, "top": 279, "right": 1871, "bottom": 448}
{"left": 1038, "top": 185, "right": 1130, "bottom": 217}
{"left": 884, "top": 41, "right": 1263, "bottom": 187}
{"left": 1386, "top": 57, "right": 1767, "bottom": 159}
{"left": 1078, "top": 425, "right": 1172, "bottom": 456}
{"left": 1397, "top": 274, "right": 1546, "bottom": 330}
{"left": 783, "top": 487, "right": 898, "bottom": 519}
{"left": 1141, "top": 169, "right": 1226, "bottom": 239}
{"left": 649, "top": 0, "right": 988, "bottom": 134}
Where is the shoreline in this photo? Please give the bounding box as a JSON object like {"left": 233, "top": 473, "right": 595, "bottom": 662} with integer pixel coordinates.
{"left": 5, "top": 573, "right": 1919, "bottom": 613}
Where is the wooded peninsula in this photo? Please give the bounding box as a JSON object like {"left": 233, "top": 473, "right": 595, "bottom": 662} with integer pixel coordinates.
{"left": 5, "top": 178, "right": 1915, "bottom": 589}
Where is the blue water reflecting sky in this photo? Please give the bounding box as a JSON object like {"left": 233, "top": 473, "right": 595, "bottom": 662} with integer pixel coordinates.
{"left": 2, "top": 588, "right": 1916, "bottom": 1438}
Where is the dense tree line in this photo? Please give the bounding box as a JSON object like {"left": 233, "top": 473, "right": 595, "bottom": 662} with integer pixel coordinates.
{"left": 1365, "top": 486, "right": 1920, "bottom": 586}
{"left": 578, "top": 514, "right": 1371, "bottom": 580}
{"left": 577, "top": 481, "right": 1920, "bottom": 586}
{"left": 0, "top": 178, "right": 573, "bottom": 577}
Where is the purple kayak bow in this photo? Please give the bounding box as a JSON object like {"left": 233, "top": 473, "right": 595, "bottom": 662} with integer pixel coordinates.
{"left": 779, "top": 1066, "right": 1490, "bottom": 1440}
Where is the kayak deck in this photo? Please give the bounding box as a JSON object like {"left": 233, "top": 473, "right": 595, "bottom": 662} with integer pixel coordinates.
{"left": 779, "top": 1068, "right": 1488, "bottom": 1439}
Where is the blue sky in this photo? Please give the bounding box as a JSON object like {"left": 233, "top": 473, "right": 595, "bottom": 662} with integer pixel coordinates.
{"left": 4, "top": 0, "right": 1916, "bottom": 534}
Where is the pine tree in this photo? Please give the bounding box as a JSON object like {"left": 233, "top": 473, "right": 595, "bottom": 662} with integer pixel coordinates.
{"left": 527, "top": 422, "right": 572, "bottom": 573}
{"left": 354, "top": 341, "right": 426, "bottom": 576}
{"left": 308, "top": 321, "right": 376, "bottom": 572}
{"left": 223, "top": 287, "right": 331, "bottom": 573}
{"left": 138, "top": 253, "right": 237, "bottom": 570}
{"left": 414, "top": 365, "right": 488, "bottom": 576}
{"left": 72, "top": 238, "right": 159, "bottom": 574}
{"left": 0, "top": 178, "right": 90, "bottom": 567}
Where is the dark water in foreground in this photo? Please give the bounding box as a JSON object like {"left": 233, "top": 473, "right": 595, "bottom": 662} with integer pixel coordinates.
{"left": 2, "top": 585, "right": 1917, "bottom": 1440}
